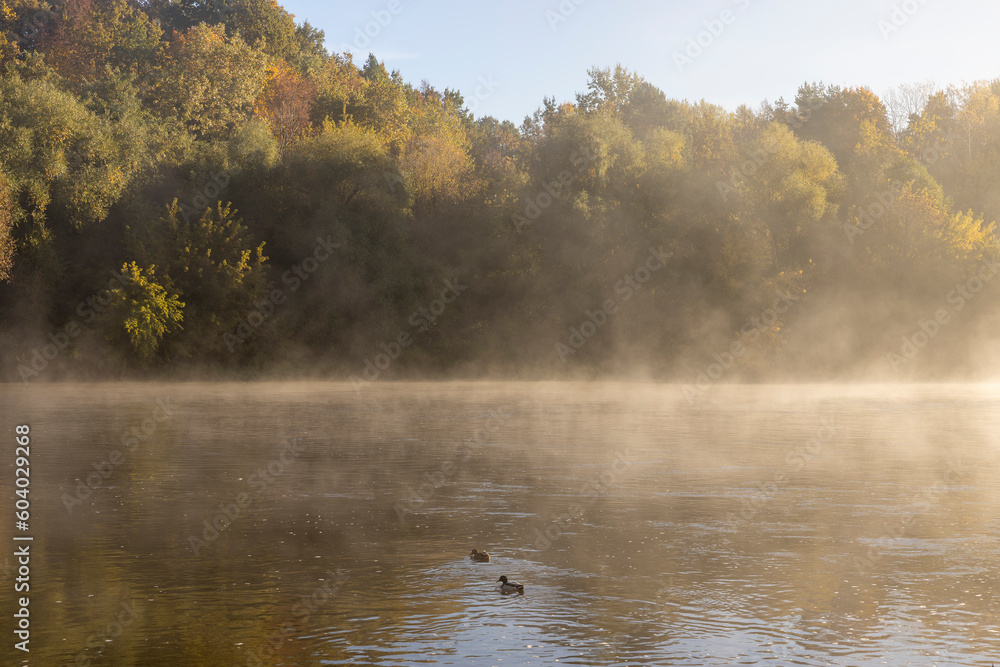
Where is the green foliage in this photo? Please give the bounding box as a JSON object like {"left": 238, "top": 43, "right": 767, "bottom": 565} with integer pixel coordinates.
{"left": 399, "top": 84, "right": 476, "bottom": 210}
{"left": 226, "top": 115, "right": 281, "bottom": 169}
{"left": 576, "top": 64, "right": 644, "bottom": 114}
{"left": 286, "top": 120, "right": 404, "bottom": 213}
{"left": 149, "top": 0, "right": 297, "bottom": 60}
{"left": 1, "top": 0, "right": 1000, "bottom": 378}
{"left": 151, "top": 23, "right": 268, "bottom": 139}
{"left": 42, "top": 0, "right": 164, "bottom": 90}
{"left": 224, "top": 0, "right": 296, "bottom": 60}
{"left": 347, "top": 56, "right": 411, "bottom": 151}
{"left": 309, "top": 52, "right": 362, "bottom": 126}
{"left": 790, "top": 84, "right": 895, "bottom": 171}
{"left": 729, "top": 122, "right": 843, "bottom": 269}
{"left": 0, "top": 73, "right": 145, "bottom": 234}
{"left": 289, "top": 21, "right": 327, "bottom": 75}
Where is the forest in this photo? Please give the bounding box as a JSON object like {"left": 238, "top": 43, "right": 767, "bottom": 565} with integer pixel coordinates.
{"left": 2, "top": 0, "right": 999, "bottom": 383}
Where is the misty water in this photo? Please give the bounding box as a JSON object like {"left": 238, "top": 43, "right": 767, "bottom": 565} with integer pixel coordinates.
{"left": 4, "top": 382, "right": 1000, "bottom": 666}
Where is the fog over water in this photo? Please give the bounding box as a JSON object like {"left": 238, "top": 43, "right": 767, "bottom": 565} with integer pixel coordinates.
{"left": 3, "top": 381, "right": 999, "bottom": 665}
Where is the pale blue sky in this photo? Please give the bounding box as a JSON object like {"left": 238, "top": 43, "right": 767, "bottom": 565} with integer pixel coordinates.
{"left": 279, "top": 0, "right": 1000, "bottom": 124}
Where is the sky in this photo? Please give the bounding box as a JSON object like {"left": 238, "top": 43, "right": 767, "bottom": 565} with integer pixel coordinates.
{"left": 278, "top": 0, "right": 1000, "bottom": 124}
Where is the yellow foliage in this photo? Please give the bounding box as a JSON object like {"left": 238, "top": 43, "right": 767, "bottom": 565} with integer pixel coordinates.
{"left": 400, "top": 132, "right": 473, "bottom": 207}
{"left": 109, "top": 262, "right": 184, "bottom": 360}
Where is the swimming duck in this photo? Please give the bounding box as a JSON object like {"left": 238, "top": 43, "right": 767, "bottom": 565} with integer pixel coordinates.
{"left": 497, "top": 575, "right": 524, "bottom": 593}
{"left": 469, "top": 549, "right": 491, "bottom": 562}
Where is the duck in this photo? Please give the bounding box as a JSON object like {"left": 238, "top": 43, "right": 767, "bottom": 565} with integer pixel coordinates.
{"left": 469, "top": 549, "right": 491, "bottom": 562}
{"left": 497, "top": 575, "right": 524, "bottom": 593}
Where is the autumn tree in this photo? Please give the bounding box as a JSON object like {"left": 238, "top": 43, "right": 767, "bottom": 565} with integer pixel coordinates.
{"left": 41, "top": 0, "right": 163, "bottom": 91}
{"left": 900, "top": 90, "right": 958, "bottom": 164}
{"left": 576, "top": 66, "right": 685, "bottom": 140}
{"left": 288, "top": 20, "right": 326, "bottom": 74}
{"left": 935, "top": 82, "right": 1000, "bottom": 224}
{"left": 279, "top": 119, "right": 408, "bottom": 240}
{"left": 397, "top": 83, "right": 477, "bottom": 212}
{"left": 151, "top": 23, "right": 268, "bottom": 139}
{"left": 679, "top": 100, "right": 737, "bottom": 179}
{"left": 224, "top": 0, "right": 296, "bottom": 60}
{"left": 127, "top": 200, "right": 269, "bottom": 358}
{"left": 347, "top": 55, "right": 410, "bottom": 150}
{"left": 726, "top": 122, "right": 843, "bottom": 274}
{"left": 0, "top": 170, "right": 13, "bottom": 281}
{"left": 255, "top": 64, "right": 316, "bottom": 151}
{"left": 787, "top": 84, "right": 894, "bottom": 172}
{"left": 310, "top": 51, "right": 364, "bottom": 125}
{"left": 850, "top": 182, "right": 995, "bottom": 291}
{"left": 0, "top": 73, "right": 149, "bottom": 239}
{"left": 575, "top": 64, "right": 644, "bottom": 114}
{"left": 467, "top": 115, "right": 527, "bottom": 217}
{"left": 104, "top": 261, "right": 184, "bottom": 361}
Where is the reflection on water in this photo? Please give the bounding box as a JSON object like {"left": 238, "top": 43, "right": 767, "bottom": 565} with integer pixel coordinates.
{"left": 3, "top": 382, "right": 1000, "bottom": 665}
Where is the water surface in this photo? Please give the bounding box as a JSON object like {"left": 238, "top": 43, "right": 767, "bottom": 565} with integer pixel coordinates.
{"left": 2, "top": 382, "right": 999, "bottom": 665}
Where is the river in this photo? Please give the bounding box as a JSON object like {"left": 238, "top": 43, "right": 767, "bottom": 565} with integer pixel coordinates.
{"left": 2, "top": 382, "right": 999, "bottom": 665}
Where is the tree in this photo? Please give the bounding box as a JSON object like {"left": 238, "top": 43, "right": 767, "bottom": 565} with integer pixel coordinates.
{"left": 310, "top": 51, "right": 364, "bottom": 125}
{"left": 678, "top": 100, "right": 736, "bottom": 179}
{"left": 789, "top": 84, "right": 894, "bottom": 171}
{"left": 576, "top": 65, "right": 685, "bottom": 138}
{"left": 900, "top": 90, "right": 957, "bottom": 164}
{"left": 0, "top": 170, "right": 13, "bottom": 281}
{"left": 850, "top": 183, "right": 956, "bottom": 272}
{"left": 467, "top": 115, "right": 527, "bottom": 216}
{"left": 0, "top": 73, "right": 149, "bottom": 237}
{"left": 398, "top": 83, "right": 476, "bottom": 211}
{"left": 288, "top": 20, "right": 326, "bottom": 75}
{"left": 40, "top": 0, "right": 164, "bottom": 91}
{"left": 399, "top": 133, "right": 473, "bottom": 212}
{"left": 929, "top": 82, "right": 1000, "bottom": 225}
{"left": 576, "top": 64, "right": 644, "bottom": 114}
{"left": 883, "top": 82, "right": 936, "bottom": 136}
{"left": 281, "top": 119, "right": 407, "bottom": 231}
{"left": 144, "top": 0, "right": 236, "bottom": 36}
{"left": 127, "top": 200, "right": 269, "bottom": 358}
{"left": 151, "top": 23, "right": 268, "bottom": 139}
{"left": 255, "top": 64, "right": 316, "bottom": 151}
{"left": 728, "top": 122, "right": 843, "bottom": 271}
{"left": 224, "top": 0, "right": 296, "bottom": 60}
{"left": 634, "top": 125, "right": 687, "bottom": 218}
{"left": 105, "top": 261, "right": 184, "bottom": 360}
{"left": 347, "top": 55, "right": 410, "bottom": 150}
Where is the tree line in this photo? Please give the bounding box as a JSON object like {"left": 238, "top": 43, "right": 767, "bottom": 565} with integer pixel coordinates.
{"left": 1, "top": 0, "right": 998, "bottom": 382}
